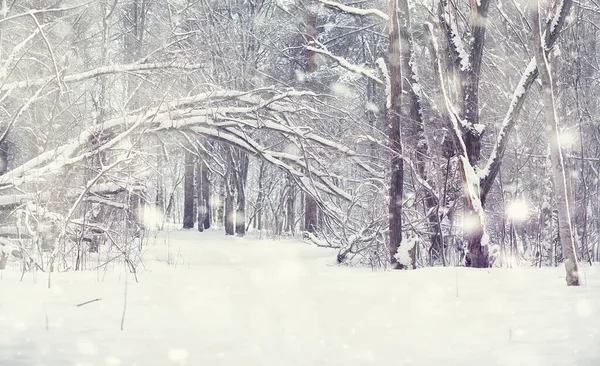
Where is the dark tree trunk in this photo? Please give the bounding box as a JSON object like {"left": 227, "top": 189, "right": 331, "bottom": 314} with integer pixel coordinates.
{"left": 398, "top": 0, "right": 434, "bottom": 268}
{"left": 196, "top": 156, "right": 209, "bottom": 232}
{"left": 224, "top": 153, "right": 235, "bottom": 235}
{"left": 156, "top": 144, "right": 165, "bottom": 230}
{"left": 387, "top": 0, "right": 405, "bottom": 269}
{"left": 436, "top": 0, "right": 491, "bottom": 267}
{"left": 234, "top": 151, "right": 249, "bottom": 236}
{"left": 182, "top": 151, "right": 195, "bottom": 229}
{"left": 303, "top": 0, "right": 319, "bottom": 234}
{"left": 0, "top": 145, "right": 7, "bottom": 175}
{"left": 224, "top": 183, "right": 235, "bottom": 235}
{"left": 217, "top": 176, "right": 225, "bottom": 228}
{"left": 202, "top": 163, "right": 211, "bottom": 230}
{"left": 285, "top": 173, "right": 296, "bottom": 234}
{"left": 256, "top": 161, "right": 266, "bottom": 231}
{"left": 304, "top": 194, "right": 318, "bottom": 233}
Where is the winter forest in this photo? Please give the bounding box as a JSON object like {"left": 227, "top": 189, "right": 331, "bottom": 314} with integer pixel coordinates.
{"left": 0, "top": 0, "right": 599, "bottom": 365}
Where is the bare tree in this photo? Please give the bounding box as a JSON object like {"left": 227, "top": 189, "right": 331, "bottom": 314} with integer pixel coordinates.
{"left": 386, "top": 0, "right": 406, "bottom": 269}
{"left": 531, "top": 0, "right": 579, "bottom": 286}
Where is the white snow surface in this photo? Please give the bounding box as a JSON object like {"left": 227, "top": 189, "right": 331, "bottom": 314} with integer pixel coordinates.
{"left": 1, "top": 229, "right": 599, "bottom": 365}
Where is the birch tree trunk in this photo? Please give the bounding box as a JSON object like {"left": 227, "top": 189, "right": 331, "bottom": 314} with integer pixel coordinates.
{"left": 531, "top": 0, "right": 579, "bottom": 286}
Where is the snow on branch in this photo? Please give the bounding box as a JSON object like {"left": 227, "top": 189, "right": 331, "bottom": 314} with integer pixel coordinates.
{"left": 305, "top": 42, "right": 383, "bottom": 85}
{"left": 0, "top": 1, "right": 93, "bottom": 26}
{"left": 479, "top": 0, "right": 573, "bottom": 199}
{"left": 0, "top": 88, "right": 376, "bottom": 206}
{"left": 318, "top": 0, "right": 388, "bottom": 21}
{"left": 438, "top": 0, "right": 470, "bottom": 72}
{"left": 425, "top": 24, "right": 468, "bottom": 158}
{"left": 480, "top": 59, "right": 537, "bottom": 181}
{"left": 1, "top": 62, "right": 203, "bottom": 92}
{"left": 0, "top": 28, "right": 40, "bottom": 83}
{"left": 197, "top": 125, "right": 355, "bottom": 203}
{"left": 375, "top": 58, "right": 391, "bottom": 109}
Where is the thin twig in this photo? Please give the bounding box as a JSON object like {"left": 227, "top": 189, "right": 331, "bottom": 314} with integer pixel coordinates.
{"left": 76, "top": 298, "right": 102, "bottom": 307}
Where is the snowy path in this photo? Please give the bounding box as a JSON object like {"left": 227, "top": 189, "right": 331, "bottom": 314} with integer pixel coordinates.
{"left": 1, "top": 230, "right": 599, "bottom": 366}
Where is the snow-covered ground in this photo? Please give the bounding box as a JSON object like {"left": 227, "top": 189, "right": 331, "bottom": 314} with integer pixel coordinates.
{"left": 1, "top": 229, "right": 598, "bottom": 366}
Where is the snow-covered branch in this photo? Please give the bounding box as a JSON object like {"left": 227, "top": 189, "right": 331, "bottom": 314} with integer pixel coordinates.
{"left": 305, "top": 42, "right": 383, "bottom": 85}
{"left": 425, "top": 24, "right": 468, "bottom": 158}
{"left": 1, "top": 62, "right": 203, "bottom": 92}
{"left": 318, "top": 0, "right": 388, "bottom": 21}
{"left": 0, "top": 88, "right": 377, "bottom": 206}
{"left": 479, "top": 0, "right": 573, "bottom": 200}
{"left": 437, "top": 0, "right": 470, "bottom": 72}
{"left": 479, "top": 59, "right": 538, "bottom": 185}
{"left": 0, "top": 1, "right": 93, "bottom": 26}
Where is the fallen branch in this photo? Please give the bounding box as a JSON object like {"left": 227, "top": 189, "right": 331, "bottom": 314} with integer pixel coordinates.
{"left": 76, "top": 298, "right": 102, "bottom": 307}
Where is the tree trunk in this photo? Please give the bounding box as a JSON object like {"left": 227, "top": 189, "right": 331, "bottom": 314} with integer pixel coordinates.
{"left": 196, "top": 155, "right": 209, "bottom": 232}
{"left": 256, "top": 160, "right": 266, "bottom": 231}
{"left": 304, "top": 194, "right": 318, "bottom": 233}
{"left": 435, "top": 0, "right": 491, "bottom": 267}
{"left": 217, "top": 177, "right": 225, "bottom": 228}
{"left": 224, "top": 152, "right": 235, "bottom": 235}
{"left": 202, "top": 162, "right": 211, "bottom": 230}
{"left": 285, "top": 173, "right": 296, "bottom": 234}
{"left": 532, "top": 1, "right": 579, "bottom": 286}
{"left": 303, "top": 0, "right": 319, "bottom": 234}
{"left": 224, "top": 182, "right": 235, "bottom": 235}
{"left": 234, "top": 151, "right": 249, "bottom": 236}
{"left": 398, "top": 0, "right": 433, "bottom": 268}
{"left": 387, "top": 0, "right": 405, "bottom": 269}
{"left": 182, "top": 151, "right": 195, "bottom": 229}
{"left": 156, "top": 144, "right": 165, "bottom": 230}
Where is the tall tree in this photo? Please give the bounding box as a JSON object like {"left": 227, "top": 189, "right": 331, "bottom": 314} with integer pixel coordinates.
{"left": 398, "top": 0, "right": 439, "bottom": 267}
{"left": 387, "top": 0, "right": 405, "bottom": 268}
{"left": 435, "top": 0, "right": 491, "bottom": 267}
{"left": 304, "top": 0, "right": 319, "bottom": 234}
{"left": 531, "top": 0, "right": 579, "bottom": 286}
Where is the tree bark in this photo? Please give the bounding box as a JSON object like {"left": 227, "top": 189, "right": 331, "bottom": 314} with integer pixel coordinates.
{"left": 217, "top": 177, "right": 225, "bottom": 228}
{"left": 256, "top": 160, "right": 266, "bottom": 231}
{"left": 531, "top": 1, "right": 579, "bottom": 286}
{"left": 224, "top": 183, "right": 235, "bottom": 235}
{"left": 285, "top": 173, "right": 296, "bottom": 234}
{"left": 234, "top": 150, "right": 249, "bottom": 236}
{"left": 182, "top": 150, "right": 195, "bottom": 229}
{"left": 196, "top": 155, "right": 209, "bottom": 232}
{"left": 303, "top": 0, "right": 319, "bottom": 234}
{"left": 224, "top": 150, "right": 235, "bottom": 235}
{"left": 435, "top": 0, "right": 491, "bottom": 267}
{"left": 398, "top": 0, "right": 435, "bottom": 267}
{"left": 426, "top": 21, "right": 489, "bottom": 267}
{"left": 387, "top": 0, "right": 405, "bottom": 269}
{"left": 202, "top": 162, "right": 211, "bottom": 230}
{"left": 156, "top": 143, "right": 165, "bottom": 230}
